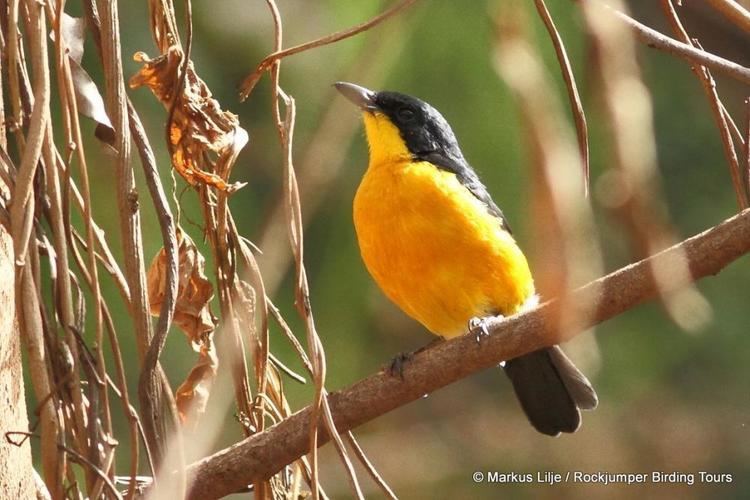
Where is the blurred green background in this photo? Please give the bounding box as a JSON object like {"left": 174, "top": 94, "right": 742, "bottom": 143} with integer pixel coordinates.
{"left": 39, "top": 0, "right": 750, "bottom": 498}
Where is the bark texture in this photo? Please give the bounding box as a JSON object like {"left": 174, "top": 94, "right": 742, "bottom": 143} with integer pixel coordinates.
{"left": 0, "top": 224, "right": 35, "bottom": 497}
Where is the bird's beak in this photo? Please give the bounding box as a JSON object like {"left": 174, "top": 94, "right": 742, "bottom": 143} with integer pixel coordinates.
{"left": 334, "top": 82, "right": 377, "bottom": 111}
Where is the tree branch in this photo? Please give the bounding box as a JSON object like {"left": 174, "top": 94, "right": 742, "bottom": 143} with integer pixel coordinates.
{"left": 607, "top": 5, "right": 750, "bottom": 86}
{"left": 238, "top": 0, "right": 419, "bottom": 101}
{"left": 706, "top": 0, "right": 750, "bottom": 33}
{"left": 185, "top": 208, "right": 750, "bottom": 499}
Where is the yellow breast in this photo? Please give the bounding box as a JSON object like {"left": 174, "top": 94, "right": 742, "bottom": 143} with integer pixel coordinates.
{"left": 353, "top": 158, "right": 535, "bottom": 338}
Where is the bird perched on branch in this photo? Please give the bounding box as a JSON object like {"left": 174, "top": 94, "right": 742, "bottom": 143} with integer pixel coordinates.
{"left": 335, "top": 82, "right": 597, "bottom": 435}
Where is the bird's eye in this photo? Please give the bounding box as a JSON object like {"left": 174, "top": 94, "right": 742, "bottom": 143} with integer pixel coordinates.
{"left": 398, "top": 108, "right": 415, "bottom": 121}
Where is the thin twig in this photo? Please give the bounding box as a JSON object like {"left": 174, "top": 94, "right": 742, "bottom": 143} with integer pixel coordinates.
{"left": 268, "top": 352, "right": 306, "bottom": 385}
{"left": 9, "top": 0, "right": 48, "bottom": 267}
{"left": 99, "top": 281, "right": 150, "bottom": 497}
{"left": 719, "top": 101, "right": 745, "bottom": 148}
{"left": 706, "top": 0, "right": 750, "bottom": 33}
{"left": 583, "top": 0, "right": 712, "bottom": 333}
{"left": 40, "top": 0, "right": 100, "bottom": 490}
{"left": 7, "top": 431, "right": 123, "bottom": 500}
{"left": 49, "top": 2, "right": 113, "bottom": 488}
{"left": 496, "top": 2, "right": 602, "bottom": 336}
{"left": 273, "top": 78, "right": 365, "bottom": 500}
{"left": 69, "top": 224, "right": 130, "bottom": 305}
{"left": 257, "top": 16, "right": 407, "bottom": 296}
{"left": 261, "top": 0, "right": 379, "bottom": 494}
{"left": 533, "top": 0, "right": 590, "bottom": 195}
{"left": 8, "top": 0, "right": 62, "bottom": 494}
{"left": 606, "top": 5, "right": 750, "bottom": 86}
{"left": 239, "top": 0, "right": 419, "bottom": 101}
{"left": 99, "top": 0, "right": 166, "bottom": 466}
{"left": 278, "top": 91, "right": 325, "bottom": 500}
{"left": 61, "top": 436, "right": 123, "bottom": 500}
{"left": 233, "top": 223, "right": 271, "bottom": 384}
{"left": 133, "top": 8, "right": 181, "bottom": 453}
{"left": 42, "top": 135, "right": 94, "bottom": 489}
{"left": 262, "top": 2, "right": 321, "bottom": 497}
{"left": 344, "top": 432, "right": 398, "bottom": 500}
{"left": 127, "top": 101, "right": 182, "bottom": 496}
{"left": 267, "top": 298, "right": 313, "bottom": 375}
{"left": 6, "top": 0, "right": 25, "bottom": 145}
{"left": 660, "top": 0, "right": 748, "bottom": 208}
{"left": 17, "top": 248, "right": 62, "bottom": 496}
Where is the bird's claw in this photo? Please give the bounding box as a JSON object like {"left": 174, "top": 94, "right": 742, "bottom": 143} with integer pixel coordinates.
{"left": 469, "top": 316, "right": 500, "bottom": 344}
{"left": 387, "top": 352, "right": 413, "bottom": 380}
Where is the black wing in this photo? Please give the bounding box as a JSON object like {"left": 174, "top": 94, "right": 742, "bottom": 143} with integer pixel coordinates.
{"left": 417, "top": 151, "right": 513, "bottom": 234}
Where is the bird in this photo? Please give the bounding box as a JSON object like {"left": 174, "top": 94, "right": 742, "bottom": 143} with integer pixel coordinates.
{"left": 335, "top": 82, "right": 598, "bottom": 436}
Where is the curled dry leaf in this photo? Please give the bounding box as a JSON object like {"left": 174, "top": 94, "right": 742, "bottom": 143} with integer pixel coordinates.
{"left": 59, "top": 14, "right": 116, "bottom": 146}
{"left": 147, "top": 231, "right": 218, "bottom": 425}
{"left": 129, "top": 46, "right": 248, "bottom": 192}
{"left": 175, "top": 339, "right": 218, "bottom": 427}
{"left": 61, "top": 13, "right": 84, "bottom": 62}
{"left": 147, "top": 230, "right": 215, "bottom": 344}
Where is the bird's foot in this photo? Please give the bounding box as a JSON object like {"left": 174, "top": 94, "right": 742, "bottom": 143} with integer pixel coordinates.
{"left": 387, "top": 352, "right": 414, "bottom": 380}
{"left": 386, "top": 338, "right": 444, "bottom": 380}
{"left": 469, "top": 315, "right": 503, "bottom": 344}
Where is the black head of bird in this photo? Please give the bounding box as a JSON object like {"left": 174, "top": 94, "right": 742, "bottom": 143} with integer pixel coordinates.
{"left": 334, "top": 81, "right": 465, "bottom": 165}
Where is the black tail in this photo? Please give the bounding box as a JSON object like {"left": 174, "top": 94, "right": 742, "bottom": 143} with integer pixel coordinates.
{"left": 503, "top": 346, "right": 597, "bottom": 436}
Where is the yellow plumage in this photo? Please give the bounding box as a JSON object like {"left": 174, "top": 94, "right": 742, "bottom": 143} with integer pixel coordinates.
{"left": 354, "top": 112, "right": 535, "bottom": 338}
{"left": 336, "top": 82, "right": 596, "bottom": 435}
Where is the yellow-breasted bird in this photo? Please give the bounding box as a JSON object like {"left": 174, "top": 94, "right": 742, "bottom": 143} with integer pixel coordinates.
{"left": 335, "top": 82, "right": 597, "bottom": 436}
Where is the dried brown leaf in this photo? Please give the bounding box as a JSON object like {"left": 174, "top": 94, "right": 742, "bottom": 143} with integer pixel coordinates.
{"left": 61, "top": 14, "right": 84, "bottom": 63}
{"left": 129, "top": 49, "right": 180, "bottom": 102}
{"left": 129, "top": 47, "right": 248, "bottom": 192}
{"left": 70, "top": 60, "right": 116, "bottom": 147}
{"left": 59, "top": 14, "right": 115, "bottom": 147}
{"left": 147, "top": 231, "right": 214, "bottom": 344}
{"left": 175, "top": 340, "right": 218, "bottom": 427}
{"left": 148, "top": 231, "right": 218, "bottom": 425}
